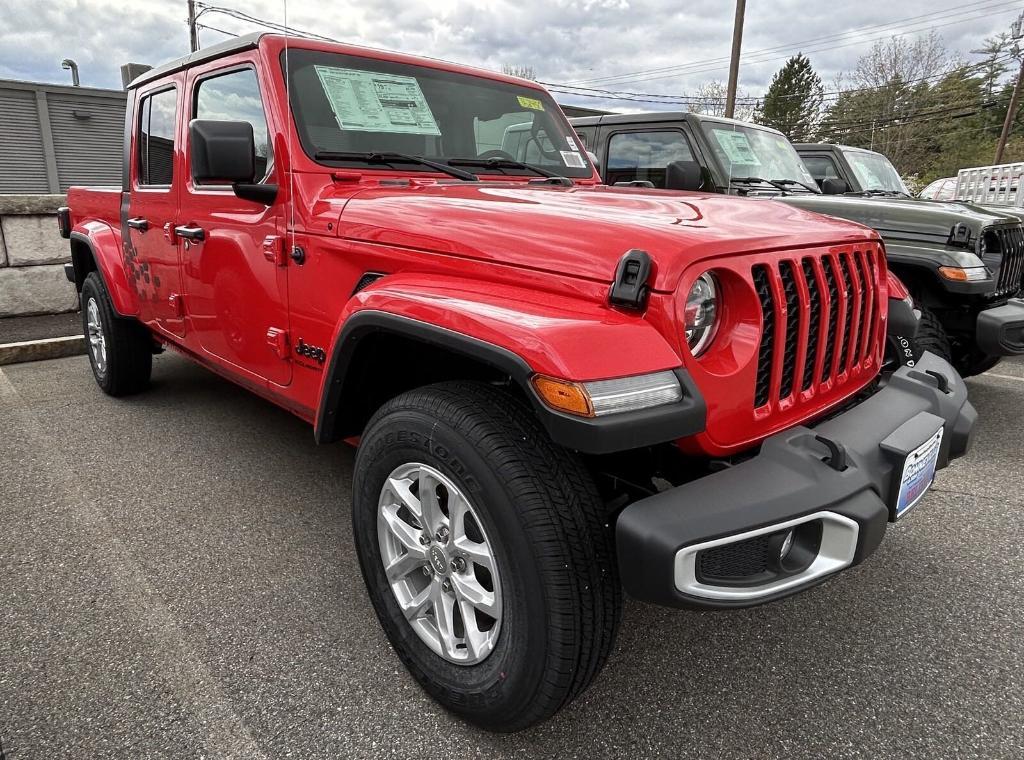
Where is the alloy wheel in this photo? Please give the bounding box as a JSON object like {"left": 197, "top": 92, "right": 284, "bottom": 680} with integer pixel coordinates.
{"left": 376, "top": 462, "right": 502, "bottom": 665}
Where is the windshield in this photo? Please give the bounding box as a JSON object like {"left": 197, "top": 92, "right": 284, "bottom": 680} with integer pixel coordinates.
{"left": 698, "top": 121, "right": 817, "bottom": 189}
{"left": 283, "top": 49, "right": 592, "bottom": 178}
{"left": 842, "top": 149, "right": 909, "bottom": 194}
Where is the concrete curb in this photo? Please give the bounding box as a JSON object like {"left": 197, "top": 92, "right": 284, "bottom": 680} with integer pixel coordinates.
{"left": 0, "top": 335, "right": 86, "bottom": 366}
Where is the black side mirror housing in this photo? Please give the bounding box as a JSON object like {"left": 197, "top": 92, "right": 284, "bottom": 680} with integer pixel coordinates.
{"left": 665, "top": 160, "right": 703, "bottom": 191}
{"left": 189, "top": 119, "right": 277, "bottom": 205}
{"left": 821, "top": 177, "right": 849, "bottom": 195}
{"left": 190, "top": 120, "right": 256, "bottom": 182}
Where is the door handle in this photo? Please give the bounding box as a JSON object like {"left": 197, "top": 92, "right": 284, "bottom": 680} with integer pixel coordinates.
{"left": 126, "top": 217, "right": 149, "bottom": 231}
{"left": 174, "top": 225, "right": 205, "bottom": 242}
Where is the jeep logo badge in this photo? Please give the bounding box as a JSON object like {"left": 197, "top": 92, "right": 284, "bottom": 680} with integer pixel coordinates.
{"left": 429, "top": 546, "right": 447, "bottom": 575}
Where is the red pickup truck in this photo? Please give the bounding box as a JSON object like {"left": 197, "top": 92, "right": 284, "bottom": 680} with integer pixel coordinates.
{"left": 58, "top": 32, "right": 976, "bottom": 731}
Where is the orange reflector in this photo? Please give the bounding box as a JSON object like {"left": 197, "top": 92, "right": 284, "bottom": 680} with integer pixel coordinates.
{"left": 938, "top": 266, "right": 969, "bottom": 282}
{"left": 532, "top": 375, "right": 594, "bottom": 417}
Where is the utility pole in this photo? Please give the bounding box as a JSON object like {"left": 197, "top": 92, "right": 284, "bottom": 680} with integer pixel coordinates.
{"left": 725, "top": 0, "right": 746, "bottom": 119}
{"left": 995, "top": 10, "right": 1024, "bottom": 164}
{"left": 187, "top": 0, "right": 199, "bottom": 53}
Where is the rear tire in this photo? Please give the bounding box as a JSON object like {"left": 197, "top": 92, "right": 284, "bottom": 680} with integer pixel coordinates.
{"left": 81, "top": 272, "right": 152, "bottom": 396}
{"left": 352, "top": 381, "right": 621, "bottom": 732}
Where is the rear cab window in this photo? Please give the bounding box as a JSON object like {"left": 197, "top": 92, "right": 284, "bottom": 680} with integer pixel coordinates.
{"left": 137, "top": 88, "right": 178, "bottom": 186}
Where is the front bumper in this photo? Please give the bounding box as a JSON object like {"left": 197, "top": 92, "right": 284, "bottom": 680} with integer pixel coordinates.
{"left": 615, "top": 352, "right": 976, "bottom": 609}
{"left": 976, "top": 298, "right": 1024, "bottom": 356}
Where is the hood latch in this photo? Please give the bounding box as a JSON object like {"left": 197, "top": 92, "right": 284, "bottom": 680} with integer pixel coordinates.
{"left": 609, "top": 249, "right": 652, "bottom": 310}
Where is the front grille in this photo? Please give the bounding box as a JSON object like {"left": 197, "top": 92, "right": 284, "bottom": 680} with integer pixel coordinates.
{"left": 992, "top": 226, "right": 1024, "bottom": 295}
{"left": 752, "top": 248, "right": 883, "bottom": 410}
{"left": 698, "top": 535, "right": 770, "bottom": 580}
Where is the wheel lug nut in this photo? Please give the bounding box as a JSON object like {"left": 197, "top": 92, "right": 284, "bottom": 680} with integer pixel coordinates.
{"left": 450, "top": 556, "right": 467, "bottom": 573}
{"left": 418, "top": 533, "right": 430, "bottom": 546}
{"left": 422, "top": 564, "right": 433, "bottom": 577}
{"left": 435, "top": 526, "right": 450, "bottom": 544}
{"left": 441, "top": 579, "right": 452, "bottom": 593}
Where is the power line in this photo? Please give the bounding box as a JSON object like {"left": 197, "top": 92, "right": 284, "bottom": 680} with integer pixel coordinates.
{"left": 566, "top": 0, "right": 1022, "bottom": 87}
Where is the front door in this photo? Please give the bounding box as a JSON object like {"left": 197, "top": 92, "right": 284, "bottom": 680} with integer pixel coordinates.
{"left": 177, "top": 62, "right": 291, "bottom": 386}
{"left": 126, "top": 79, "right": 186, "bottom": 337}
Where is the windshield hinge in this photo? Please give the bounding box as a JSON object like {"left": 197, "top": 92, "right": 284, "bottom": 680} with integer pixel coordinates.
{"left": 609, "top": 249, "right": 652, "bottom": 310}
{"left": 528, "top": 176, "right": 573, "bottom": 187}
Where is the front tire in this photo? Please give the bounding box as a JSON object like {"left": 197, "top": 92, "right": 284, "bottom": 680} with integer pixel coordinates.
{"left": 352, "top": 381, "right": 621, "bottom": 732}
{"left": 81, "top": 272, "right": 152, "bottom": 396}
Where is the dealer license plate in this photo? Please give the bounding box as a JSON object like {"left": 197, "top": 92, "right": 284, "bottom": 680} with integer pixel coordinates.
{"left": 893, "top": 425, "right": 944, "bottom": 519}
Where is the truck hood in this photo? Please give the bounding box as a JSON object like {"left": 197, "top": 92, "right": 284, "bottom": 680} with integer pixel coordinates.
{"left": 776, "top": 194, "right": 1019, "bottom": 250}
{"left": 332, "top": 183, "right": 876, "bottom": 292}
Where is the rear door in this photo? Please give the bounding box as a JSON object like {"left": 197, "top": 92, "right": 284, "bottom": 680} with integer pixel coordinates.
{"left": 126, "top": 78, "right": 187, "bottom": 337}
{"left": 177, "top": 60, "right": 291, "bottom": 386}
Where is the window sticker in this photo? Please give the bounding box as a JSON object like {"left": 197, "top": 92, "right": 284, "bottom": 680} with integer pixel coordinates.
{"left": 565, "top": 134, "right": 578, "bottom": 151}
{"left": 517, "top": 95, "right": 544, "bottom": 111}
{"left": 561, "top": 151, "right": 587, "bottom": 168}
{"left": 711, "top": 129, "right": 761, "bottom": 166}
{"left": 313, "top": 65, "right": 441, "bottom": 135}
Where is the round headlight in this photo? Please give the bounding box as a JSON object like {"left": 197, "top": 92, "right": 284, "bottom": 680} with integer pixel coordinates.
{"left": 684, "top": 272, "right": 719, "bottom": 356}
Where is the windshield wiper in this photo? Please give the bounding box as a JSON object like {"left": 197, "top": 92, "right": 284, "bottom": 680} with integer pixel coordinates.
{"left": 730, "top": 176, "right": 792, "bottom": 194}
{"left": 313, "top": 151, "right": 478, "bottom": 181}
{"left": 861, "top": 188, "right": 912, "bottom": 198}
{"left": 447, "top": 156, "right": 562, "bottom": 178}
{"left": 772, "top": 178, "right": 821, "bottom": 194}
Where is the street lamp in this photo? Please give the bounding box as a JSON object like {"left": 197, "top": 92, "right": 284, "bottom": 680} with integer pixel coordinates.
{"left": 61, "top": 58, "right": 80, "bottom": 87}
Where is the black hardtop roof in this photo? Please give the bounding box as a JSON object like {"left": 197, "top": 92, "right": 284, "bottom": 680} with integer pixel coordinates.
{"left": 794, "top": 142, "right": 882, "bottom": 157}
{"left": 568, "top": 111, "right": 785, "bottom": 133}
{"left": 128, "top": 32, "right": 264, "bottom": 89}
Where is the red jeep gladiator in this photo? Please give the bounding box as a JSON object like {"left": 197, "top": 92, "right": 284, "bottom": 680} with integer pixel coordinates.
{"left": 58, "top": 33, "right": 976, "bottom": 731}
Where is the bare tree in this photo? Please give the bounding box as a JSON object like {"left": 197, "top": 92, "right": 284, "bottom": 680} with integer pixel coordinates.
{"left": 689, "top": 80, "right": 756, "bottom": 120}
{"left": 502, "top": 64, "right": 537, "bottom": 80}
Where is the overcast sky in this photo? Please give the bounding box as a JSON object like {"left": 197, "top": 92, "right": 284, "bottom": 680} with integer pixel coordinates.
{"left": 1, "top": 0, "right": 1020, "bottom": 111}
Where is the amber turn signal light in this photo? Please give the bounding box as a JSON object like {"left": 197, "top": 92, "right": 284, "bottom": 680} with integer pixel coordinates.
{"left": 938, "top": 266, "right": 988, "bottom": 282}
{"left": 532, "top": 375, "right": 595, "bottom": 417}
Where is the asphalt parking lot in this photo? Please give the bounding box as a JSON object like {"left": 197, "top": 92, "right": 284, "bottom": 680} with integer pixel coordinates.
{"left": 1, "top": 353, "right": 1022, "bottom": 759}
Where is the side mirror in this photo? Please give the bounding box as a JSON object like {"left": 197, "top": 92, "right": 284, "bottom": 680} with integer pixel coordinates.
{"left": 665, "top": 160, "right": 703, "bottom": 191}
{"left": 190, "top": 119, "right": 256, "bottom": 182}
{"left": 586, "top": 150, "right": 601, "bottom": 173}
{"left": 821, "top": 177, "right": 849, "bottom": 195}
{"left": 189, "top": 119, "right": 277, "bottom": 205}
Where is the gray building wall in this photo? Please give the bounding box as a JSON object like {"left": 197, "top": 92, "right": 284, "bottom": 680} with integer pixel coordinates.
{"left": 0, "top": 79, "right": 126, "bottom": 194}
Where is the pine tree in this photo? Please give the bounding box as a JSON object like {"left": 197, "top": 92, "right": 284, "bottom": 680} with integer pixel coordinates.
{"left": 757, "top": 54, "right": 824, "bottom": 141}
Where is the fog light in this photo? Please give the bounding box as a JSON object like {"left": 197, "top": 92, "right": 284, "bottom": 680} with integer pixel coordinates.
{"left": 778, "top": 529, "right": 795, "bottom": 561}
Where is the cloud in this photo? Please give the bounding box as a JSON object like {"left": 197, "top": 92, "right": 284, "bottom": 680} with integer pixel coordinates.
{"left": 0, "top": 0, "right": 1015, "bottom": 114}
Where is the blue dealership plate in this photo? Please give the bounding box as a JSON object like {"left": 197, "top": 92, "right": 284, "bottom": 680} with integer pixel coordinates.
{"left": 893, "top": 425, "right": 944, "bottom": 519}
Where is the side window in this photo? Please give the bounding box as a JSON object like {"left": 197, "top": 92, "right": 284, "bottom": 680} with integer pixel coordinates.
{"left": 138, "top": 88, "right": 178, "bottom": 186}
{"left": 802, "top": 155, "right": 840, "bottom": 187}
{"left": 193, "top": 68, "right": 272, "bottom": 181}
{"left": 606, "top": 130, "right": 695, "bottom": 188}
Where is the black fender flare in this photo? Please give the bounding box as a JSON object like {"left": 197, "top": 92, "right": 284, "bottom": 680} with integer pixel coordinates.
{"left": 314, "top": 310, "right": 706, "bottom": 455}
{"left": 884, "top": 243, "right": 992, "bottom": 296}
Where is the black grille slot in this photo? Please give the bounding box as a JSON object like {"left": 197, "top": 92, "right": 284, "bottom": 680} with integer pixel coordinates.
{"left": 854, "top": 252, "right": 874, "bottom": 361}
{"left": 837, "top": 256, "right": 855, "bottom": 372}
{"left": 995, "top": 226, "right": 1024, "bottom": 295}
{"left": 699, "top": 535, "right": 771, "bottom": 580}
{"left": 821, "top": 258, "right": 839, "bottom": 382}
{"left": 801, "top": 259, "right": 821, "bottom": 391}
{"left": 752, "top": 265, "right": 775, "bottom": 408}
{"left": 779, "top": 261, "right": 801, "bottom": 399}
